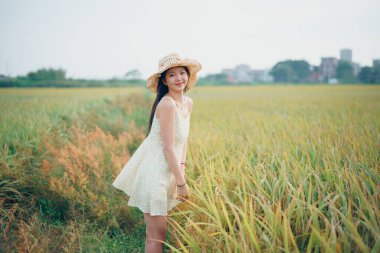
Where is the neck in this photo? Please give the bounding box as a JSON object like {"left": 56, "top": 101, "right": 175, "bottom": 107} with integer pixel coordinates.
{"left": 167, "top": 90, "right": 183, "bottom": 104}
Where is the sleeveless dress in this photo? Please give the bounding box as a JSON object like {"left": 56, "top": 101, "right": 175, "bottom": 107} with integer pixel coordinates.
{"left": 112, "top": 99, "right": 190, "bottom": 216}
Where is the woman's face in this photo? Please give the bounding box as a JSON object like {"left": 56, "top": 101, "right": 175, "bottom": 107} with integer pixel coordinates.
{"left": 163, "top": 66, "right": 189, "bottom": 92}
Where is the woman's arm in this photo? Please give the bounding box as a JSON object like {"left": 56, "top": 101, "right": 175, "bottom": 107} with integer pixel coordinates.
{"left": 180, "top": 96, "right": 193, "bottom": 172}
{"left": 180, "top": 141, "right": 187, "bottom": 173}
{"left": 158, "top": 98, "right": 186, "bottom": 185}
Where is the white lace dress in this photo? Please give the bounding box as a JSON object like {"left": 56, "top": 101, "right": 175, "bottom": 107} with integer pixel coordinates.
{"left": 112, "top": 104, "right": 190, "bottom": 216}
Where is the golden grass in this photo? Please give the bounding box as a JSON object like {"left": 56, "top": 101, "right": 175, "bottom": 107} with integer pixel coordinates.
{"left": 166, "top": 85, "right": 380, "bottom": 252}
{"left": 1, "top": 87, "right": 149, "bottom": 252}
{"left": 1, "top": 85, "right": 379, "bottom": 252}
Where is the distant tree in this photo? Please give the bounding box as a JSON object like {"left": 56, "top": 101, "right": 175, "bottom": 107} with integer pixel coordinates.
{"left": 373, "top": 65, "right": 380, "bottom": 83}
{"left": 27, "top": 68, "right": 66, "bottom": 81}
{"left": 124, "top": 69, "right": 142, "bottom": 80}
{"left": 336, "top": 61, "right": 354, "bottom": 83}
{"left": 270, "top": 63, "right": 295, "bottom": 82}
{"left": 270, "top": 60, "right": 310, "bottom": 83}
{"left": 200, "top": 73, "right": 229, "bottom": 84}
{"left": 357, "top": 67, "right": 374, "bottom": 83}
{"left": 291, "top": 60, "right": 310, "bottom": 82}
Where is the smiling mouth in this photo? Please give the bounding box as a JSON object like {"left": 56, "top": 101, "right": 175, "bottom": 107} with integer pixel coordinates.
{"left": 175, "top": 83, "right": 183, "bottom": 86}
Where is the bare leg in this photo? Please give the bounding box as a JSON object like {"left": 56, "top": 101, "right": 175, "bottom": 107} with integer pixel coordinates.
{"left": 144, "top": 213, "right": 168, "bottom": 253}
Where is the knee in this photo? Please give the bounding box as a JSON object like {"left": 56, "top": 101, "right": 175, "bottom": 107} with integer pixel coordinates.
{"left": 146, "top": 223, "right": 167, "bottom": 240}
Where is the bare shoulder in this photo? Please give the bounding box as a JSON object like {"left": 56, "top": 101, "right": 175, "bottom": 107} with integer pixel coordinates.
{"left": 185, "top": 95, "right": 193, "bottom": 105}
{"left": 156, "top": 96, "right": 176, "bottom": 119}
{"left": 184, "top": 95, "right": 194, "bottom": 113}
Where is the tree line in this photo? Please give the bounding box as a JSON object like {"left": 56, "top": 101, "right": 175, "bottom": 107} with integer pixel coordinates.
{"left": 199, "top": 60, "right": 380, "bottom": 85}
{"left": 1, "top": 62, "right": 379, "bottom": 88}
{"left": 0, "top": 68, "right": 145, "bottom": 88}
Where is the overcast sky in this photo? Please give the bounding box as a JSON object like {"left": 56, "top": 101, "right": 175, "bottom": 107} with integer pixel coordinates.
{"left": 1, "top": 0, "right": 379, "bottom": 79}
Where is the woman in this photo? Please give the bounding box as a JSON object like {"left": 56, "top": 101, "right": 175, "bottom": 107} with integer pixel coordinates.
{"left": 112, "top": 53, "right": 202, "bottom": 252}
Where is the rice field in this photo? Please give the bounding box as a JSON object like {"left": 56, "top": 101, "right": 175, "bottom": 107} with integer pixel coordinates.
{"left": 1, "top": 85, "right": 379, "bottom": 252}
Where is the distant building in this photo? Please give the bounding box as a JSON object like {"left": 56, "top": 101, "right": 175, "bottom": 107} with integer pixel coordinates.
{"left": 320, "top": 57, "right": 338, "bottom": 82}
{"left": 308, "top": 66, "right": 323, "bottom": 82}
{"left": 251, "top": 69, "right": 273, "bottom": 83}
{"left": 222, "top": 64, "right": 253, "bottom": 83}
{"left": 340, "top": 49, "right": 352, "bottom": 63}
{"left": 235, "top": 64, "right": 252, "bottom": 83}
{"left": 352, "top": 62, "right": 361, "bottom": 77}
{"left": 373, "top": 59, "right": 380, "bottom": 68}
{"left": 221, "top": 68, "right": 236, "bottom": 83}
{"left": 339, "top": 48, "right": 362, "bottom": 77}
{"left": 329, "top": 78, "right": 339, "bottom": 84}
{"left": 222, "top": 64, "right": 274, "bottom": 83}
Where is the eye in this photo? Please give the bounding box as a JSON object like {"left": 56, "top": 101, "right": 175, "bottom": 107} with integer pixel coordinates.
{"left": 180, "top": 71, "right": 186, "bottom": 75}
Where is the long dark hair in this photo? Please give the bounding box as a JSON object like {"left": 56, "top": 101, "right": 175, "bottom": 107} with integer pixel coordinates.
{"left": 146, "top": 66, "right": 190, "bottom": 136}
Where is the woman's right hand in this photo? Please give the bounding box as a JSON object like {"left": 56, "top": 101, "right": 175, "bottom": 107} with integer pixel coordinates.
{"left": 176, "top": 184, "right": 189, "bottom": 202}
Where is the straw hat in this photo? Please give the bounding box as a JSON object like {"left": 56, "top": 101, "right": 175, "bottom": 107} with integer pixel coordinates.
{"left": 147, "top": 53, "right": 202, "bottom": 93}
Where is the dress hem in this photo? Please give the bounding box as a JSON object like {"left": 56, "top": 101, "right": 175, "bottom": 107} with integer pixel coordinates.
{"left": 112, "top": 182, "right": 182, "bottom": 216}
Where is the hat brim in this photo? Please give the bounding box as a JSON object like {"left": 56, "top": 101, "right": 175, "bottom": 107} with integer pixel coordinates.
{"left": 147, "top": 59, "right": 202, "bottom": 93}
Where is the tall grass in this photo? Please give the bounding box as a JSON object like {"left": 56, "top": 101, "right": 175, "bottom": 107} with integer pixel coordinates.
{"left": 166, "top": 85, "right": 380, "bottom": 252}
{"left": 1, "top": 85, "right": 379, "bottom": 252}
{"left": 1, "top": 87, "right": 151, "bottom": 252}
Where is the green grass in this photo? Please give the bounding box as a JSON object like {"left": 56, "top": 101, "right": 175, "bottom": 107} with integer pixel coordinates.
{"left": 1, "top": 85, "right": 379, "bottom": 252}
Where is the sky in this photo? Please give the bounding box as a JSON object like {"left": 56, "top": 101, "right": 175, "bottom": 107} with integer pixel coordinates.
{"left": 0, "top": 0, "right": 379, "bottom": 79}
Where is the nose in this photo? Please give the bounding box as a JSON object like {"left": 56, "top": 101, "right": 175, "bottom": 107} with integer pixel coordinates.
{"left": 175, "top": 73, "right": 182, "bottom": 81}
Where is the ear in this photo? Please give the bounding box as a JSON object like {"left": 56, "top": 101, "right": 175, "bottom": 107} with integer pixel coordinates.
{"left": 162, "top": 78, "right": 167, "bottom": 86}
